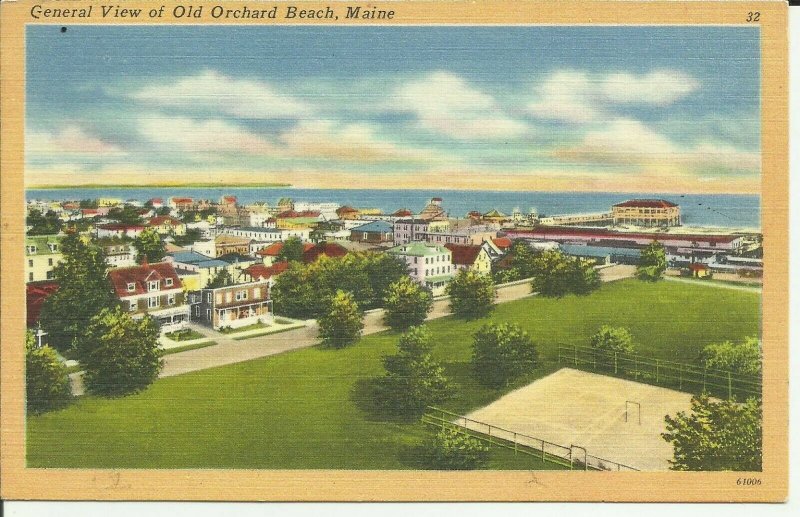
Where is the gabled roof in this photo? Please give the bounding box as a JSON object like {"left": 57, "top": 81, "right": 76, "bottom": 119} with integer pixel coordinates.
{"left": 336, "top": 205, "right": 359, "bottom": 215}
{"left": 392, "top": 208, "right": 413, "bottom": 217}
{"left": 387, "top": 242, "right": 450, "bottom": 257}
{"left": 26, "top": 281, "right": 59, "bottom": 327}
{"left": 303, "top": 242, "right": 348, "bottom": 263}
{"left": 613, "top": 199, "right": 678, "bottom": 209}
{"left": 444, "top": 243, "right": 483, "bottom": 265}
{"left": 483, "top": 209, "right": 507, "bottom": 218}
{"left": 255, "top": 241, "right": 315, "bottom": 257}
{"left": 351, "top": 220, "right": 393, "bottom": 233}
{"left": 492, "top": 237, "right": 513, "bottom": 249}
{"left": 245, "top": 261, "right": 289, "bottom": 280}
{"left": 215, "top": 234, "right": 252, "bottom": 245}
{"left": 97, "top": 223, "right": 145, "bottom": 231}
{"left": 148, "top": 215, "right": 183, "bottom": 226}
{"left": 108, "top": 262, "right": 183, "bottom": 298}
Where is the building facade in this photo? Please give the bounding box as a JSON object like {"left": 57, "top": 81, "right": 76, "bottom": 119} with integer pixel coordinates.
{"left": 612, "top": 199, "right": 681, "bottom": 227}
{"left": 189, "top": 280, "right": 273, "bottom": 330}
{"left": 386, "top": 242, "right": 454, "bottom": 295}
{"left": 25, "top": 235, "right": 64, "bottom": 283}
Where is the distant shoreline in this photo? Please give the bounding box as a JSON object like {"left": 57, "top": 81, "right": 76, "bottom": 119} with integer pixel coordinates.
{"left": 27, "top": 183, "right": 293, "bottom": 190}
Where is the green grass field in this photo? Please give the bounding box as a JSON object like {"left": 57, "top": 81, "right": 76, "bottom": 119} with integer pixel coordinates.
{"left": 26, "top": 279, "right": 760, "bottom": 469}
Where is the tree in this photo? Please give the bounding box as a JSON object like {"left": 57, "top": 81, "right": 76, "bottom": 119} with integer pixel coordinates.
{"left": 79, "top": 199, "right": 98, "bottom": 209}
{"left": 277, "top": 236, "right": 305, "bottom": 263}
{"left": 662, "top": 394, "right": 762, "bottom": 471}
{"left": 374, "top": 326, "right": 454, "bottom": 416}
{"left": 383, "top": 276, "right": 433, "bottom": 330}
{"left": 530, "top": 249, "right": 600, "bottom": 297}
{"left": 471, "top": 323, "right": 539, "bottom": 387}
{"left": 271, "top": 262, "right": 319, "bottom": 319}
{"left": 77, "top": 307, "right": 163, "bottom": 397}
{"left": 25, "top": 330, "right": 72, "bottom": 414}
{"left": 446, "top": 270, "right": 496, "bottom": 319}
{"left": 171, "top": 228, "right": 202, "bottom": 247}
{"left": 39, "top": 232, "right": 118, "bottom": 352}
{"left": 589, "top": 325, "right": 635, "bottom": 356}
{"left": 27, "top": 209, "right": 62, "bottom": 235}
{"left": 637, "top": 241, "right": 667, "bottom": 281}
{"left": 318, "top": 290, "right": 364, "bottom": 349}
{"left": 420, "top": 428, "right": 490, "bottom": 470}
{"left": 701, "top": 336, "right": 761, "bottom": 376}
{"left": 107, "top": 204, "right": 144, "bottom": 225}
{"left": 363, "top": 253, "right": 408, "bottom": 306}
{"left": 133, "top": 228, "right": 165, "bottom": 263}
{"left": 206, "top": 268, "right": 235, "bottom": 289}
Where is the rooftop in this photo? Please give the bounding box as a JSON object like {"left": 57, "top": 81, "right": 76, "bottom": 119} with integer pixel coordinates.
{"left": 387, "top": 242, "right": 451, "bottom": 257}
{"left": 612, "top": 199, "right": 679, "bottom": 209}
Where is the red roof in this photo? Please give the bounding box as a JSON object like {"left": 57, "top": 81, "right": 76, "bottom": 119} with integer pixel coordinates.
{"left": 245, "top": 262, "right": 289, "bottom": 280}
{"left": 689, "top": 263, "right": 710, "bottom": 271}
{"left": 613, "top": 199, "right": 678, "bottom": 209}
{"left": 221, "top": 195, "right": 237, "bottom": 204}
{"left": 276, "top": 210, "right": 321, "bottom": 219}
{"left": 256, "top": 241, "right": 315, "bottom": 257}
{"left": 108, "top": 262, "right": 183, "bottom": 298}
{"left": 492, "top": 237, "right": 513, "bottom": 250}
{"left": 81, "top": 209, "right": 100, "bottom": 216}
{"left": 336, "top": 206, "right": 359, "bottom": 215}
{"left": 26, "top": 281, "right": 59, "bottom": 327}
{"left": 303, "top": 242, "right": 348, "bottom": 263}
{"left": 148, "top": 215, "right": 183, "bottom": 226}
{"left": 150, "top": 198, "right": 163, "bottom": 204}
{"left": 444, "top": 243, "right": 483, "bottom": 265}
{"left": 98, "top": 223, "right": 145, "bottom": 231}
{"left": 392, "top": 208, "right": 413, "bottom": 217}
{"left": 171, "top": 197, "right": 194, "bottom": 204}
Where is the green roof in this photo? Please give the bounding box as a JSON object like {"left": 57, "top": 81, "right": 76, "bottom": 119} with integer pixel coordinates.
{"left": 386, "top": 242, "right": 450, "bottom": 257}
{"left": 25, "top": 234, "right": 64, "bottom": 256}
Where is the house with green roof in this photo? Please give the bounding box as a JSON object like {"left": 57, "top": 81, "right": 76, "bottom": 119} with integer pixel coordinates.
{"left": 386, "top": 241, "right": 455, "bottom": 295}
{"left": 25, "top": 234, "right": 64, "bottom": 282}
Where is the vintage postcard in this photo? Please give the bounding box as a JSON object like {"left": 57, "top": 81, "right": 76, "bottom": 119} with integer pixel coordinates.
{"left": 0, "top": 0, "right": 789, "bottom": 502}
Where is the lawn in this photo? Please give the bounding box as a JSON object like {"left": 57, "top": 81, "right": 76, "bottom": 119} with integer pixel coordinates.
{"left": 27, "top": 279, "right": 760, "bottom": 469}
{"left": 219, "top": 321, "right": 270, "bottom": 334}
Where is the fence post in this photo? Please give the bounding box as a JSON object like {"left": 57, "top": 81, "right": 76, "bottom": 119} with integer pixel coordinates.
{"left": 574, "top": 346, "right": 578, "bottom": 366}
{"left": 728, "top": 371, "right": 732, "bottom": 399}
{"left": 656, "top": 360, "right": 660, "bottom": 383}
{"left": 488, "top": 425, "right": 492, "bottom": 446}
{"left": 634, "top": 357, "right": 639, "bottom": 379}
{"left": 679, "top": 365, "right": 683, "bottom": 390}
{"left": 614, "top": 351, "right": 618, "bottom": 374}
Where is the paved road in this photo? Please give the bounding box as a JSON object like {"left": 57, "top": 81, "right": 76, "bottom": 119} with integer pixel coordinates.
{"left": 663, "top": 275, "right": 762, "bottom": 293}
{"left": 69, "top": 266, "right": 636, "bottom": 394}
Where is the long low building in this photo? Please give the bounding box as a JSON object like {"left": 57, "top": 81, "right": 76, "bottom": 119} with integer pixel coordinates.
{"left": 503, "top": 227, "right": 746, "bottom": 252}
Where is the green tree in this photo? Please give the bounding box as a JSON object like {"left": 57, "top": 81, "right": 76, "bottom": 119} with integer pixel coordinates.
{"left": 79, "top": 199, "right": 98, "bottom": 209}
{"left": 77, "top": 307, "right": 163, "bottom": 397}
{"left": 589, "top": 325, "right": 635, "bottom": 356}
{"left": 27, "top": 209, "right": 63, "bottom": 235}
{"left": 420, "top": 428, "right": 490, "bottom": 470}
{"left": 374, "top": 326, "right": 454, "bottom": 416}
{"left": 107, "top": 204, "right": 144, "bottom": 225}
{"left": 133, "top": 228, "right": 166, "bottom": 263}
{"left": 363, "top": 253, "right": 409, "bottom": 306}
{"left": 701, "top": 336, "right": 761, "bottom": 376}
{"left": 383, "top": 276, "right": 433, "bottom": 330}
{"left": 471, "top": 323, "right": 539, "bottom": 387}
{"left": 277, "top": 236, "right": 305, "bottom": 263}
{"left": 39, "top": 233, "right": 118, "bottom": 352}
{"left": 318, "top": 290, "right": 364, "bottom": 349}
{"left": 206, "top": 268, "right": 235, "bottom": 288}
{"left": 446, "top": 270, "right": 496, "bottom": 319}
{"left": 271, "top": 262, "right": 318, "bottom": 319}
{"left": 530, "top": 249, "right": 601, "bottom": 297}
{"left": 636, "top": 241, "right": 667, "bottom": 281}
{"left": 25, "top": 330, "right": 73, "bottom": 414}
{"left": 662, "top": 394, "right": 762, "bottom": 471}
{"left": 171, "top": 228, "right": 202, "bottom": 247}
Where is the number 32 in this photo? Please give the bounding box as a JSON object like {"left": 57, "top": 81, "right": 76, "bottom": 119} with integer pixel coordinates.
{"left": 747, "top": 12, "right": 760, "bottom": 22}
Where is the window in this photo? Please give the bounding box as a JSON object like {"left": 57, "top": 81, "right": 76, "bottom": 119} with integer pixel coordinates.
{"left": 148, "top": 297, "right": 159, "bottom": 309}
{"left": 49, "top": 244, "right": 58, "bottom": 252}
{"left": 27, "top": 245, "right": 36, "bottom": 254}
{"left": 236, "top": 290, "right": 248, "bottom": 301}
{"left": 127, "top": 282, "right": 135, "bottom": 292}
{"left": 48, "top": 258, "right": 53, "bottom": 266}
{"left": 165, "top": 278, "right": 174, "bottom": 287}
{"left": 167, "top": 294, "right": 176, "bottom": 306}
{"left": 148, "top": 280, "right": 159, "bottom": 291}
{"left": 28, "top": 259, "right": 33, "bottom": 267}
{"left": 28, "top": 272, "right": 33, "bottom": 281}
{"left": 129, "top": 301, "right": 137, "bottom": 312}
{"left": 206, "top": 292, "right": 213, "bottom": 303}
{"left": 253, "top": 287, "right": 261, "bottom": 298}
{"left": 46, "top": 271, "right": 54, "bottom": 280}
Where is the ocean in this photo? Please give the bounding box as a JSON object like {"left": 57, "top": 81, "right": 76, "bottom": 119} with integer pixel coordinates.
{"left": 25, "top": 188, "right": 761, "bottom": 230}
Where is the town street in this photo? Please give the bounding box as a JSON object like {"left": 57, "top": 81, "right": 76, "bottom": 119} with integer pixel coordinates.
{"left": 69, "top": 265, "right": 635, "bottom": 395}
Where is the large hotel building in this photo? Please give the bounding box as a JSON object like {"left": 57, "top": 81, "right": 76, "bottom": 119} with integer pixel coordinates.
{"left": 611, "top": 199, "right": 681, "bottom": 227}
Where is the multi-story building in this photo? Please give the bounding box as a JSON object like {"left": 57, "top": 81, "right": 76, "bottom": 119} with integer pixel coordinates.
{"left": 421, "top": 225, "right": 498, "bottom": 246}
{"left": 25, "top": 235, "right": 64, "bottom": 282}
{"left": 349, "top": 220, "right": 394, "bottom": 244}
{"left": 214, "top": 235, "right": 252, "bottom": 257}
{"left": 108, "top": 262, "right": 190, "bottom": 333}
{"left": 98, "top": 238, "right": 138, "bottom": 268}
{"left": 168, "top": 197, "right": 195, "bottom": 211}
{"left": 167, "top": 250, "right": 238, "bottom": 289}
{"left": 445, "top": 243, "right": 492, "bottom": 275}
{"left": 188, "top": 280, "right": 273, "bottom": 330}
{"left": 386, "top": 241, "right": 454, "bottom": 295}
{"left": 147, "top": 215, "right": 187, "bottom": 236}
{"left": 96, "top": 223, "right": 145, "bottom": 239}
{"left": 392, "top": 218, "right": 449, "bottom": 245}
{"left": 611, "top": 199, "right": 681, "bottom": 227}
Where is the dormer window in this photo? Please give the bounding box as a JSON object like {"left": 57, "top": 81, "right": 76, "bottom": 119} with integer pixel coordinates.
{"left": 127, "top": 282, "right": 135, "bottom": 292}
{"left": 165, "top": 278, "right": 174, "bottom": 287}
{"left": 148, "top": 280, "right": 160, "bottom": 291}
{"left": 48, "top": 244, "right": 58, "bottom": 252}
{"left": 27, "top": 245, "right": 37, "bottom": 254}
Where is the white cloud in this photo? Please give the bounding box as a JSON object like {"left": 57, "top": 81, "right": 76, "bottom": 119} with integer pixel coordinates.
{"left": 552, "top": 118, "right": 760, "bottom": 172}
{"left": 26, "top": 125, "right": 126, "bottom": 156}
{"left": 391, "top": 71, "right": 528, "bottom": 140}
{"left": 129, "top": 70, "right": 311, "bottom": 119}
{"left": 528, "top": 69, "right": 700, "bottom": 123}
{"left": 138, "top": 114, "right": 277, "bottom": 155}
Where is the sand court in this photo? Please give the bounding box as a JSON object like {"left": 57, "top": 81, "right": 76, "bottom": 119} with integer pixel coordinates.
{"left": 462, "top": 368, "right": 695, "bottom": 471}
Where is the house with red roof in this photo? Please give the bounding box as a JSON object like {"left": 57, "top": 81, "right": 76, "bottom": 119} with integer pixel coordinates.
{"left": 445, "top": 243, "right": 492, "bottom": 276}
{"left": 108, "top": 262, "right": 190, "bottom": 333}
{"left": 26, "top": 281, "right": 59, "bottom": 327}
{"left": 611, "top": 199, "right": 681, "bottom": 227}
{"left": 243, "top": 261, "right": 290, "bottom": 283}
{"left": 147, "top": 215, "right": 187, "bottom": 236}
{"left": 169, "top": 197, "right": 195, "bottom": 211}
{"left": 336, "top": 206, "right": 360, "bottom": 220}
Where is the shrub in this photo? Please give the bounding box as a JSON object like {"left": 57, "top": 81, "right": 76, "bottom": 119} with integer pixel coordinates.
{"left": 420, "top": 428, "right": 490, "bottom": 470}
{"left": 472, "top": 323, "right": 538, "bottom": 387}
{"left": 446, "top": 270, "right": 496, "bottom": 319}
{"left": 383, "top": 276, "right": 433, "bottom": 330}
{"left": 318, "top": 290, "right": 364, "bottom": 349}
{"left": 26, "top": 331, "right": 73, "bottom": 414}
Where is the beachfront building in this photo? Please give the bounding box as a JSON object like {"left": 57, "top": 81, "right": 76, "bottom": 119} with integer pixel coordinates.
{"left": 25, "top": 234, "right": 64, "bottom": 282}
{"left": 611, "top": 199, "right": 681, "bottom": 227}
{"left": 387, "top": 242, "right": 454, "bottom": 295}
{"left": 108, "top": 262, "right": 191, "bottom": 334}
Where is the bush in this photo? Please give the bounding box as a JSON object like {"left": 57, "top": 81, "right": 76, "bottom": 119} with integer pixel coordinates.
{"left": 26, "top": 331, "right": 72, "bottom": 414}
{"left": 529, "top": 249, "right": 600, "bottom": 297}
{"left": 636, "top": 241, "right": 667, "bottom": 281}
{"left": 701, "top": 336, "right": 761, "bottom": 376}
{"left": 78, "top": 307, "right": 163, "bottom": 397}
{"left": 472, "top": 323, "right": 538, "bottom": 387}
{"left": 589, "top": 325, "right": 634, "bottom": 356}
{"left": 420, "top": 428, "right": 490, "bottom": 470}
{"left": 383, "top": 276, "right": 433, "bottom": 330}
{"left": 318, "top": 290, "right": 364, "bottom": 349}
{"left": 446, "top": 270, "right": 496, "bottom": 319}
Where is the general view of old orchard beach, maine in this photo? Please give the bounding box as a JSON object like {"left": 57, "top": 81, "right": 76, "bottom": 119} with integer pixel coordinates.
{"left": 24, "top": 25, "right": 762, "bottom": 472}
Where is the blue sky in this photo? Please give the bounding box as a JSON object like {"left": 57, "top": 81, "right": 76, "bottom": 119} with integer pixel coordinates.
{"left": 26, "top": 25, "right": 761, "bottom": 193}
